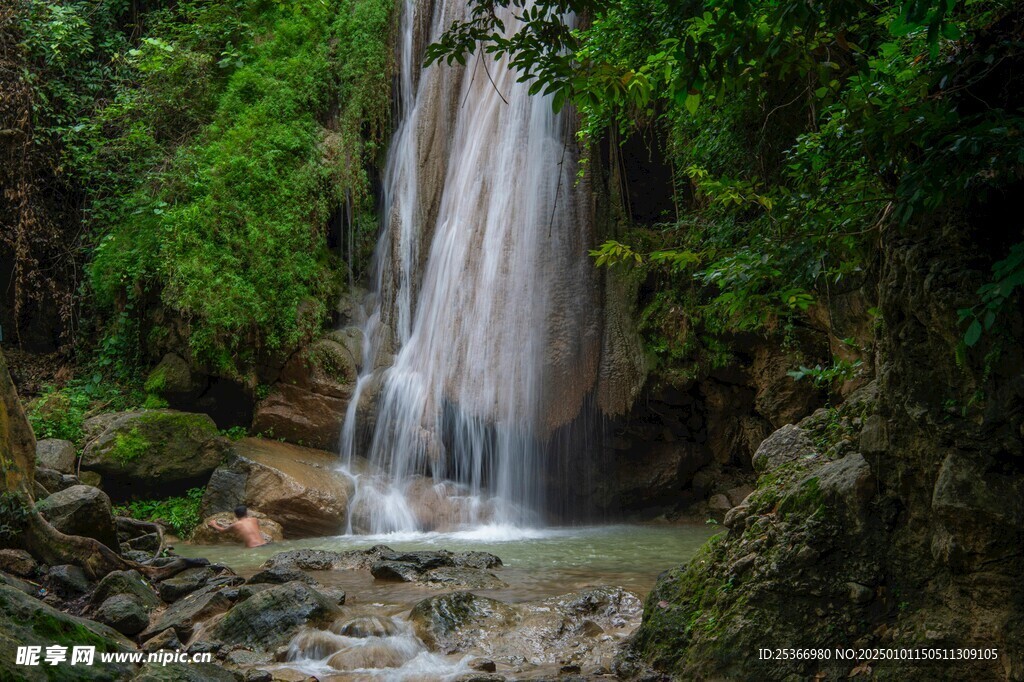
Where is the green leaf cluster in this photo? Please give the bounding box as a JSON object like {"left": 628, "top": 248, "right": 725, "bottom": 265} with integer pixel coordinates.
{"left": 429, "top": 0, "right": 1022, "bottom": 375}
{"left": 113, "top": 487, "right": 205, "bottom": 538}
{"left": 17, "top": 0, "right": 393, "bottom": 375}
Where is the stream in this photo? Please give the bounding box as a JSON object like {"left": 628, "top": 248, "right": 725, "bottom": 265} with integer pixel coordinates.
{"left": 178, "top": 524, "right": 719, "bottom": 680}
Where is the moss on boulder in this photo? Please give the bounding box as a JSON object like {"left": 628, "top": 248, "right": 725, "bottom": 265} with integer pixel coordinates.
{"left": 81, "top": 410, "right": 228, "bottom": 498}
{"left": 0, "top": 584, "right": 135, "bottom": 681}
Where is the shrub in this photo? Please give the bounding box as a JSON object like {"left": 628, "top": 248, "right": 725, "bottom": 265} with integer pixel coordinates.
{"left": 114, "top": 487, "right": 205, "bottom": 539}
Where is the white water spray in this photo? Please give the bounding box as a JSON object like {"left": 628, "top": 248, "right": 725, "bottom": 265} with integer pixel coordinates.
{"left": 340, "top": 0, "right": 602, "bottom": 534}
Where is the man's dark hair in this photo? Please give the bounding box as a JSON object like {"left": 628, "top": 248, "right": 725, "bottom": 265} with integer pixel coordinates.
{"left": 234, "top": 505, "right": 248, "bottom": 518}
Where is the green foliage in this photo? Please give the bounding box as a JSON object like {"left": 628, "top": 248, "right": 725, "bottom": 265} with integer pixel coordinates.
{"left": 27, "top": 377, "right": 146, "bottom": 444}
{"left": 16, "top": 0, "right": 393, "bottom": 375}
{"left": 143, "top": 366, "right": 167, "bottom": 395}
{"left": 221, "top": 425, "right": 248, "bottom": 440}
{"left": 114, "top": 487, "right": 204, "bottom": 538}
{"left": 429, "top": 0, "right": 1021, "bottom": 382}
{"left": 0, "top": 493, "right": 30, "bottom": 541}
{"left": 788, "top": 357, "right": 865, "bottom": 388}
{"left": 958, "top": 241, "right": 1024, "bottom": 347}
{"left": 86, "top": 0, "right": 393, "bottom": 374}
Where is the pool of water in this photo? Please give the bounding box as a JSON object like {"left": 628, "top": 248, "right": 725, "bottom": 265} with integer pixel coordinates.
{"left": 178, "top": 523, "right": 719, "bottom": 600}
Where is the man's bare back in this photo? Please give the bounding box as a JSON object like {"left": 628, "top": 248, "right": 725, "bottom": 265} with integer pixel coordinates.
{"left": 207, "top": 506, "right": 268, "bottom": 548}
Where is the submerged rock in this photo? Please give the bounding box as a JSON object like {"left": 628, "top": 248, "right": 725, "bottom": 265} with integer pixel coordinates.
{"left": 371, "top": 561, "right": 505, "bottom": 588}
{"left": 410, "top": 592, "right": 520, "bottom": 654}
{"left": 260, "top": 548, "right": 351, "bottom": 571}
{"left": 246, "top": 566, "right": 318, "bottom": 586}
{"left": 410, "top": 586, "right": 641, "bottom": 661}
{"left": 331, "top": 615, "right": 401, "bottom": 638}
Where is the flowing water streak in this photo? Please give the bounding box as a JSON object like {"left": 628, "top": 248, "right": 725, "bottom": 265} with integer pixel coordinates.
{"left": 340, "top": 0, "right": 596, "bottom": 534}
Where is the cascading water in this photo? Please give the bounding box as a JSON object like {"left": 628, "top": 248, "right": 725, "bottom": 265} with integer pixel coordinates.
{"left": 339, "top": 0, "right": 609, "bottom": 534}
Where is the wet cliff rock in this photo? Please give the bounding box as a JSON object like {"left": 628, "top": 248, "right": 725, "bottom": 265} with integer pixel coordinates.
{"left": 622, "top": 215, "right": 1024, "bottom": 680}
{"left": 251, "top": 336, "right": 358, "bottom": 450}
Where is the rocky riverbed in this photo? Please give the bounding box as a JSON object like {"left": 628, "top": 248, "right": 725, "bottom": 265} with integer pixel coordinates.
{"left": 0, "top": 535, "right": 701, "bottom": 680}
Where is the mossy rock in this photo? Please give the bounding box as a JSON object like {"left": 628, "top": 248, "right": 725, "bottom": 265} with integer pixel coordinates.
{"left": 278, "top": 337, "right": 358, "bottom": 399}
{"left": 143, "top": 353, "right": 206, "bottom": 403}
{"left": 81, "top": 410, "right": 229, "bottom": 497}
{"left": 209, "top": 581, "right": 341, "bottom": 650}
{"left": 0, "top": 584, "right": 135, "bottom": 681}
{"left": 91, "top": 570, "right": 161, "bottom": 611}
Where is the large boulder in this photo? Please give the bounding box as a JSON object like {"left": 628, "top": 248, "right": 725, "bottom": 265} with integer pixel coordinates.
{"left": 35, "top": 467, "right": 82, "bottom": 495}
{"left": 36, "top": 438, "right": 76, "bottom": 473}
{"left": 46, "top": 564, "right": 92, "bottom": 596}
{"left": 190, "top": 510, "right": 284, "bottom": 546}
{"left": 0, "top": 549, "right": 37, "bottom": 578}
{"left": 37, "top": 485, "right": 118, "bottom": 548}
{"left": 252, "top": 337, "right": 358, "bottom": 449}
{"left": 200, "top": 438, "right": 353, "bottom": 537}
{"left": 91, "top": 570, "right": 161, "bottom": 611}
{"left": 209, "top": 581, "right": 341, "bottom": 650}
{"left": 81, "top": 410, "right": 229, "bottom": 497}
{"left": 751, "top": 423, "right": 818, "bottom": 476}
{"left": 0, "top": 584, "right": 134, "bottom": 681}
{"left": 156, "top": 566, "right": 242, "bottom": 603}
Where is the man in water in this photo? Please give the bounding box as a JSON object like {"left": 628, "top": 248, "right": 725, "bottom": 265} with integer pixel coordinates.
{"left": 206, "top": 505, "right": 268, "bottom": 548}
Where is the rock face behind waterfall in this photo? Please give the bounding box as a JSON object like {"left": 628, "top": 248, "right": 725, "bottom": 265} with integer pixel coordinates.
{"left": 252, "top": 336, "right": 359, "bottom": 450}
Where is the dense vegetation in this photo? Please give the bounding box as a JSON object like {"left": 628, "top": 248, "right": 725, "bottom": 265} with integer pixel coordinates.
{"left": 430, "top": 0, "right": 1024, "bottom": 389}
{"left": 113, "top": 487, "right": 204, "bottom": 538}
{"left": 2, "top": 0, "right": 392, "bottom": 377}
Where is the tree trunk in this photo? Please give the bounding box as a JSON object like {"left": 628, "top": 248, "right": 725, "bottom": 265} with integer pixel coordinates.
{"left": 0, "top": 348, "right": 36, "bottom": 492}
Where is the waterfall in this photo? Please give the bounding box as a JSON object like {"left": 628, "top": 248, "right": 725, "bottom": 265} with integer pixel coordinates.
{"left": 339, "top": 0, "right": 607, "bottom": 534}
